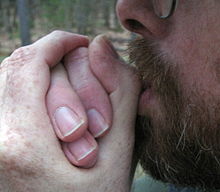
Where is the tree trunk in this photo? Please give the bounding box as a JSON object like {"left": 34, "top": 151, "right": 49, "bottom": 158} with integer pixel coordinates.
{"left": 74, "top": 0, "right": 90, "bottom": 34}
{"left": 2, "top": 0, "right": 12, "bottom": 33}
{"left": 16, "top": 0, "right": 31, "bottom": 46}
{"left": 102, "top": 0, "right": 110, "bottom": 28}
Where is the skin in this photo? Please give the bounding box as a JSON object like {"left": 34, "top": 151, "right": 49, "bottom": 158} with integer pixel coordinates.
{"left": 1, "top": 0, "right": 220, "bottom": 191}
{"left": 117, "top": 0, "right": 220, "bottom": 189}
{"left": 0, "top": 32, "right": 140, "bottom": 192}
{"left": 117, "top": 0, "right": 220, "bottom": 110}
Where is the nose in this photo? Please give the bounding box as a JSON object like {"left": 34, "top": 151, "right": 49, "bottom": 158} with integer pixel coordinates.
{"left": 116, "top": 0, "right": 168, "bottom": 39}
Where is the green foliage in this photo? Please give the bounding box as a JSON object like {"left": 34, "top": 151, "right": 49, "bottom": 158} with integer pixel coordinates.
{"left": 35, "top": 0, "right": 121, "bottom": 34}
{"left": 41, "top": 0, "right": 73, "bottom": 29}
{"left": 0, "top": 56, "right": 6, "bottom": 63}
{"left": 0, "top": 0, "right": 123, "bottom": 52}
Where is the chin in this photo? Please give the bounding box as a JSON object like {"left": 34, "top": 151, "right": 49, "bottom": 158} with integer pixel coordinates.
{"left": 130, "top": 37, "right": 220, "bottom": 190}
{"left": 135, "top": 95, "right": 220, "bottom": 190}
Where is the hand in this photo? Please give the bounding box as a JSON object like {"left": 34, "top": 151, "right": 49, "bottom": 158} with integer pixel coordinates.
{"left": 0, "top": 32, "right": 140, "bottom": 192}
{"left": 47, "top": 35, "right": 141, "bottom": 191}
{"left": 46, "top": 47, "right": 112, "bottom": 168}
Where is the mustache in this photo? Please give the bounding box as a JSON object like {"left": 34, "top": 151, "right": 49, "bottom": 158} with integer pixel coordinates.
{"left": 127, "top": 38, "right": 183, "bottom": 113}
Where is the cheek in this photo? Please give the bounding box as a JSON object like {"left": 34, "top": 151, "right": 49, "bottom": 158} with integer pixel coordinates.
{"left": 213, "top": 58, "right": 220, "bottom": 84}
{"left": 159, "top": 31, "right": 220, "bottom": 101}
{"left": 159, "top": 11, "right": 220, "bottom": 99}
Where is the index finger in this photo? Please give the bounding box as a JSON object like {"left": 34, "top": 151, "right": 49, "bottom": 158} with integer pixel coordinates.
{"left": 31, "top": 30, "right": 89, "bottom": 67}
{"left": 3, "top": 31, "right": 89, "bottom": 104}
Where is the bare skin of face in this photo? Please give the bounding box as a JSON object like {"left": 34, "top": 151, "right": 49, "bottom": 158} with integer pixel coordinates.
{"left": 116, "top": 0, "right": 220, "bottom": 190}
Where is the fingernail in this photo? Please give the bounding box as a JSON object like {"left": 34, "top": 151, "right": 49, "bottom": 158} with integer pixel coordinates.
{"left": 54, "top": 107, "right": 84, "bottom": 137}
{"left": 87, "top": 109, "right": 109, "bottom": 138}
{"left": 67, "top": 135, "right": 96, "bottom": 161}
{"left": 98, "top": 35, "right": 119, "bottom": 58}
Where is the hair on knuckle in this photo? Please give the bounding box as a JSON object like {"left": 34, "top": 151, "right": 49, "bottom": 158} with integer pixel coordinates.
{"left": 9, "top": 45, "right": 36, "bottom": 67}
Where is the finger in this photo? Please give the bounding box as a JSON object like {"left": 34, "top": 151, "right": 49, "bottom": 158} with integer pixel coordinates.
{"left": 46, "top": 64, "right": 88, "bottom": 142}
{"left": 89, "top": 35, "right": 122, "bottom": 94}
{"left": 0, "top": 31, "right": 89, "bottom": 160}
{"left": 64, "top": 47, "right": 112, "bottom": 138}
{"left": 62, "top": 131, "right": 98, "bottom": 168}
{"left": 3, "top": 30, "right": 89, "bottom": 101}
{"left": 89, "top": 35, "right": 141, "bottom": 164}
{"left": 33, "top": 30, "right": 89, "bottom": 67}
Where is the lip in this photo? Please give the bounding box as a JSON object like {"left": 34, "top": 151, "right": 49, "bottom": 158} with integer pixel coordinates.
{"left": 138, "top": 88, "right": 152, "bottom": 115}
{"left": 140, "top": 88, "right": 152, "bottom": 105}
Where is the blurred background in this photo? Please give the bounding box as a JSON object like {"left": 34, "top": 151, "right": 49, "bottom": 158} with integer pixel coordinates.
{"left": 0, "top": 0, "right": 135, "bottom": 62}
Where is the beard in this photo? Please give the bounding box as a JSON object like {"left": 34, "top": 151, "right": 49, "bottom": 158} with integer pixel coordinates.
{"left": 129, "top": 38, "right": 220, "bottom": 190}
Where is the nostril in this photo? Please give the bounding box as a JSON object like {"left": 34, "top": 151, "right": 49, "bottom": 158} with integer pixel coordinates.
{"left": 126, "top": 19, "right": 145, "bottom": 31}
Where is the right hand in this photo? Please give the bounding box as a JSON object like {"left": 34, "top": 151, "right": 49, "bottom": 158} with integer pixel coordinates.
{"left": 46, "top": 46, "right": 113, "bottom": 168}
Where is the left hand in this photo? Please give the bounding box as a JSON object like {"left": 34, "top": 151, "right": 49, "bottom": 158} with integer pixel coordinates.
{"left": 0, "top": 31, "right": 140, "bottom": 192}
{"left": 46, "top": 35, "right": 141, "bottom": 191}
{"left": 46, "top": 47, "right": 113, "bottom": 168}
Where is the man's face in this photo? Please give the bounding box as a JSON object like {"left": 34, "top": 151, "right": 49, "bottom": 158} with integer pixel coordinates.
{"left": 116, "top": 0, "right": 220, "bottom": 189}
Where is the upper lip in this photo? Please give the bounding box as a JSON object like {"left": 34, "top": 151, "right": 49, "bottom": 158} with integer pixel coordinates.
{"left": 141, "top": 79, "right": 151, "bottom": 92}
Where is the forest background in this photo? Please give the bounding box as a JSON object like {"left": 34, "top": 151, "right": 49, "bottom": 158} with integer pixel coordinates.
{"left": 0, "top": 0, "right": 134, "bottom": 62}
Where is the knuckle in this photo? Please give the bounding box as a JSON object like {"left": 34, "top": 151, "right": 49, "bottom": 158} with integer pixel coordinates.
{"left": 48, "top": 84, "right": 72, "bottom": 100}
{"left": 66, "top": 47, "right": 88, "bottom": 63}
{"left": 76, "top": 83, "right": 93, "bottom": 96}
{"left": 48, "top": 84, "right": 64, "bottom": 96}
{"left": 48, "top": 30, "right": 68, "bottom": 51}
{"left": 0, "top": 47, "right": 36, "bottom": 95}
{"left": 51, "top": 30, "right": 69, "bottom": 38}
{"left": 0, "top": 46, "right": 37, "bottom": 80}
{"left": 50, "top": 30, "right": 84, "bottom": 40}
{"left": 10, "top": 45, "right": 36, "bottom": 64}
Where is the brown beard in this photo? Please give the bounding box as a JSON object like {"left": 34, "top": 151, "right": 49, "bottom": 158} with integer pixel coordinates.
{"left": 129, "top": 38, "right": 220, "bottom": 190}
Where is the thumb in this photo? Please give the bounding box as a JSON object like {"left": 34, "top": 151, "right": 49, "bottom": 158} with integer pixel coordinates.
{"left": 89, "top": 35, "right": 141, "bottom": 168}
{"left": 89, "top": 35, "right": 141, "bottom": 111}
{"left": 89, "top": 35, "right": 139, "bottom": 94}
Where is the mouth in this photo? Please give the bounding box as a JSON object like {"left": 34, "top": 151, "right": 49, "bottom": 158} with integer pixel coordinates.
{"left": 138, "top": 80, "right": 153, "bottom": 114}
{"left": 141, "top": 80, "right": 152, "bottom": 93}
